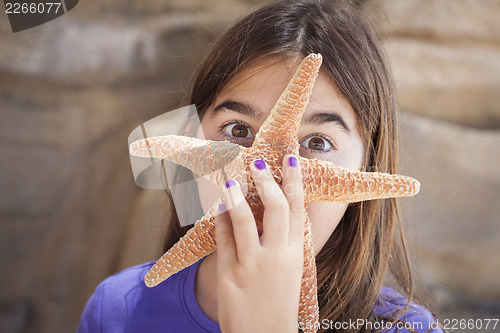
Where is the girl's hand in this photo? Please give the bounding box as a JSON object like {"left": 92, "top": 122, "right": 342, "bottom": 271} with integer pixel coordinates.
{"left": 215, "top": 155, "right": 306, "bottom": 333}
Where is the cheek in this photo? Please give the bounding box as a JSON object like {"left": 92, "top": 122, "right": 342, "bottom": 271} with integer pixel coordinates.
{"left": 198, "top": 118, "right": 212, "bottom": 140}
{"left": 307, "top": 201, "right": 348, "bottom": 255}
{"left": 196, "top": 177, "right": 223, "bottom": 213}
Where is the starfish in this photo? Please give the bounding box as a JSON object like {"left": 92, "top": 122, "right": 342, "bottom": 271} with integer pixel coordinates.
{"left": 129, "top": 53, "right": 420, "bottom": 333}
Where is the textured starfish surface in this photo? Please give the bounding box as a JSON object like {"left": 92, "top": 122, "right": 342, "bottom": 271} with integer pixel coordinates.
{"left": 129, "top": 54, "right": 420, "bottom": 333}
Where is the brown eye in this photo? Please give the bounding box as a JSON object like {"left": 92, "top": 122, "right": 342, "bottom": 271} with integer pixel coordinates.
{"left": 232, "top": 124, "right": 248, "bottom": 137}
{"left": 222, "top": 122, "right": 255, "bottom": 140}
{"left": 308, "top": 137, "right": 324, "bottom": 150}
{"left": 299, "top": 135, "right": 333, "bottom": 152}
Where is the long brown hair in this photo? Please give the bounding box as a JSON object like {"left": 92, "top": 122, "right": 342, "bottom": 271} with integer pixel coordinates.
{"left": 163, "top": 1, "right": 419, "bottom": 331}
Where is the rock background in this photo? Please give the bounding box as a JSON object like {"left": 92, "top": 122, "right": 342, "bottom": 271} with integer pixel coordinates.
{"left": 367, "top": 0, "right": 500, "bottom": 322}
{"left": 0, "top": 0, "right": 499, "bottom": 332}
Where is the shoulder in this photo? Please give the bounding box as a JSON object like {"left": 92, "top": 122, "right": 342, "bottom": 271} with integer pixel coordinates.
{"left": 99, "top": 261, "right": 156, "bottom": 297}
{"left": 92, "top": 261, "right": 162, "bottom": 315}
{"left": 373, "top": 286, "right": 444, "bottom": 333}
{"left": 77, "top": 261, "right": 194, "bottom": 333}
{"left": 77, "top": 262, "right": 155, "bottom": 332}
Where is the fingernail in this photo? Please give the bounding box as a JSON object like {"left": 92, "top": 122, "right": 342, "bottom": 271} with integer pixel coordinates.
{"left": 225, "top": 179, "right": 236, "bottom": 188}
{"left": 288, "top": 156, "right": 298, "bottom": 168}
{"left": 218, "top": 203, "right": 226, "bottom": 212}
{"left": 254, "top": 159, "right": 266, "bottom": 170}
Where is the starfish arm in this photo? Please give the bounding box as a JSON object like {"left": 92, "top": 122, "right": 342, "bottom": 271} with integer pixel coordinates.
{"left": 301, "top": 157, "right": 421, "bottom": 203}
{"left": 251, "top": 53, "right": 323, "bottom": 158}
{"left": 144, "top": 198, "right": 222, "bottom": 287}
{"left": 299, "top": 215, "right": 320, "bottom": 333}
{"left": 129, "top": 135, "right": 240, "bottom": 177}
{"left": 200, "top": 149, "right": 251, "bottom": 188}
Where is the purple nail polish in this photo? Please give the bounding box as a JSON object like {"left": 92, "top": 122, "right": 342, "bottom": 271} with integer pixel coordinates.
{"left": 254, "top": 159, "right": 266, "bottom": 170}
{"left": 218, "top": 203, "right": 226, "bottom": 212}
{"left": 288, "top": 156, "right": 298, "bottom": 168}
{"left": 225, "top": 179, "right": 236, "bottom": 188}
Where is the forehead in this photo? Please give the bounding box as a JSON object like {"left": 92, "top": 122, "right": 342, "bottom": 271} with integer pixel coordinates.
{"left": 216, "top": 57, "right": 357, "bottom": 123}
{"left": 223, "top": 57, "right": 300, "bottom": 94}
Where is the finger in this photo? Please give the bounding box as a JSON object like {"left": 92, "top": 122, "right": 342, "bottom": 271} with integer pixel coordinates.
{"left": 222, "top": 179, "right": 260, "bottom": 259}
{"left": 215, "top": 203, "right": 237, "bottom": 269}
{"left": 250, "top": 159, "right": 289, "bottom": 247}
{"left": 282, "top": 155, "right": 306, "bottom": 246}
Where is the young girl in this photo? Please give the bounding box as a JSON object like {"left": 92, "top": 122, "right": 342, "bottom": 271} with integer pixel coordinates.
{"left": 78, "top": 1, "right": 442, "bottom": 332}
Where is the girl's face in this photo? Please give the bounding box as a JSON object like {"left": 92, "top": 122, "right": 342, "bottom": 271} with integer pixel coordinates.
{"left": 198, "top": 57, "right": 365, "bottom": 254}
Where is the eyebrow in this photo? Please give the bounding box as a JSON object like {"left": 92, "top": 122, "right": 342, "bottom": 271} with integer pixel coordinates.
{"left": 211, "top": 99, "right": 350, "bottom": 133}
{"left": 303, "top": 112, "right": 350, "bottom": 134}
{"left": 211, "top": 100, "right": 265, "bottom": 121}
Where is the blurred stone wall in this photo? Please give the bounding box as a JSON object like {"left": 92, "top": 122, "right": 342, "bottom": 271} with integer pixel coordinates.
{"left": 0, "top": 0, "right": 499, "bottom": 332}
{"left": 0, "top": 1, "right": 267, "bottom": 332}
{"left": 367, "top": 0, "right": 500, "bottom": 321}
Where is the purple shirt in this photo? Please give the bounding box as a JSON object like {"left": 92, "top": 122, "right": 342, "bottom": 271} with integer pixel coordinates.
{"left": 77, "top": 259, "right": 442, "bottom": 333}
